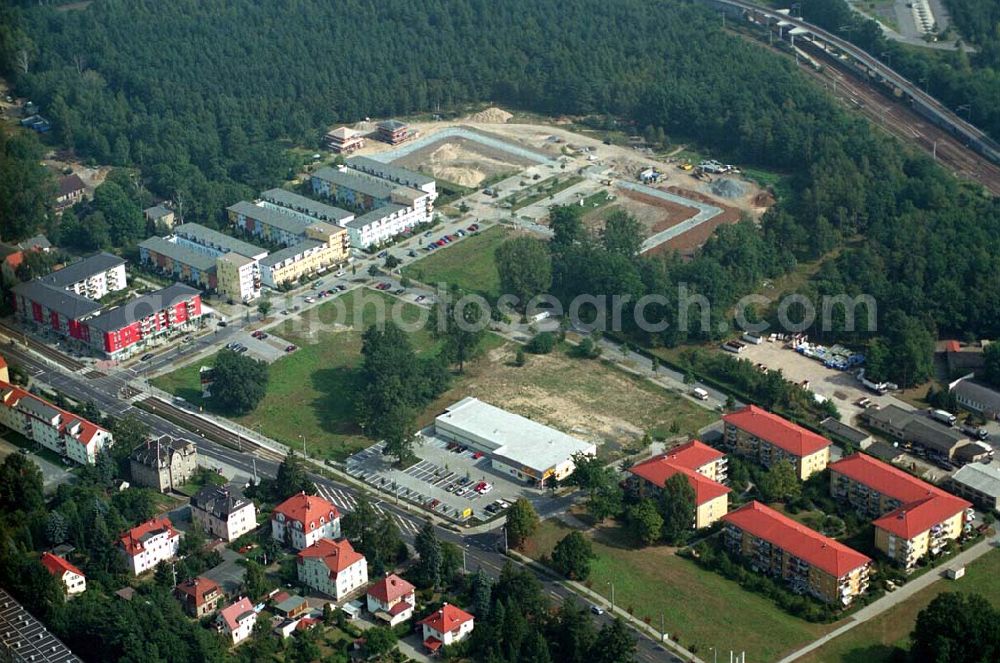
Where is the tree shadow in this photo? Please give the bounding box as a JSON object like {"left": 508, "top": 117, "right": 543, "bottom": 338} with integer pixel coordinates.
{"left": 309, "top": 367, "right": 364, "bottom": 437}
{"left": 840, "top": 644, "right": 906, "bottom": 663}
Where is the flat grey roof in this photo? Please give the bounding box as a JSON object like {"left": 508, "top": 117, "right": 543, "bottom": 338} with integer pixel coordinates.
{"left": 260, "top": 189, "right": 353, "bottom": 223}
{"left": 228, "top": 200, "right": 312, "bottom": 235}
{"left": 951, "top": 462, "right": 1000, "bottom": 498}
{"left": 11, "top": 280, "right": 101, "bottom": 321}
{"left": 139, "top": 236, "right": 218, "bottom": 271}
{"left": 347, "top": 155, "right": 433, "bottom": 187}
{"left": 172, "top": 223, "right": 266, "bottom": 259}
{"left": 435, "top": 397, "right": 596, "bottom": 474}
{"left": 86, "top": 284, "right": 201, "bottom": 332}
{"left": 40, "top": 252, "right": 124, "bottom": 288}
{"left": 345, "top": 204, "right": 406, "bottom": 229}
{"left": 820, "top": 417, "right": 871, "bottom": 445}
{"left": 312, "top": 167, "right": 399, "bottom": 200}
{"left": 0, "top": 587, "right": 81, "bottom": 662}
{"left": 260, "top": 239, "right": 324, "bottom": 267}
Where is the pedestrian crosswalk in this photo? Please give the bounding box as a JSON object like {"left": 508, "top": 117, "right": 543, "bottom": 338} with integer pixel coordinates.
{"left": 313, "top": 482, "right": 421, "bottom": 536}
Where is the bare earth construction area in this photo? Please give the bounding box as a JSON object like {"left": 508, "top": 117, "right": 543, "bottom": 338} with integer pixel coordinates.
{"left": 391, "top": 135, "right": 535, "bottom": 188}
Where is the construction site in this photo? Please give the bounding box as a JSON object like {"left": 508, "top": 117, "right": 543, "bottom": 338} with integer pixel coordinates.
{"left": 337, "top": 108, "right": 773, "bottom": 254}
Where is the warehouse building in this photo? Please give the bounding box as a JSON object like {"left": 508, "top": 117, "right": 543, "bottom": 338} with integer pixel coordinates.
{"left": 949, "top": 462, "right": 1000, "bottom": 512}
{"left": 434, "top": 398, "right": 596, "bottom": 484}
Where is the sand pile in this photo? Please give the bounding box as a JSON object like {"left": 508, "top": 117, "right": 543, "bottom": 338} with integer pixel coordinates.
{"left": 467, "top": 107, "right": 513, "bottom": 123}
{"left": 710, "top": 178, "right": 747, "bottom": 199}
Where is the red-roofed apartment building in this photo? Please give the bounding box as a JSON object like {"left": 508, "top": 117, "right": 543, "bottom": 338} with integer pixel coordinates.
{"left": 271, "top": 492, "right": 342, "bottom": 550}
{"left": 118, "top": 517, "right": 180, "bottom": 576}
{"left": 628, "top": 441, "right": 731, "bottom": 528}
{"left": 0, "top": 374, "right": 113, "bottom": 466}
{"left": 418, "top": 603, "right": 474, "bottom": 653}
{"left": 40, "top": 552, "right": 86, "bottom": 596}
{"left": 367, "top": 573, "right": 416, "bottom": 626}
{"left": 174, "top": 576, "right": 224, "bottom": 618}
{"left": 723, "top": 501, "right": 871, "bottom": 605}
{"left": 722, "top": 405, "right": 831, "bottom": 480}
{"left": 830, "top": 453, "right": 973, "bottom": 568}
{"left": 297, "top": 538, "right": 368, "bottom": 600}
{"left": 216, "top": 596, "right": 256, "bottom": 646}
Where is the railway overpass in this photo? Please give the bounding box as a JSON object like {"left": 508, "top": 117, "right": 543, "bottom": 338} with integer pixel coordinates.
{"left": 695, "top": 0, "right": 1000, "bottom": 166}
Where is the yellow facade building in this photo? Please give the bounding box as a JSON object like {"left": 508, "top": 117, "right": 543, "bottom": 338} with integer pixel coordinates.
{"left": 628, "top": 440, "right": 730, "bottom": 529}
{"left": 722, "top": 405, "right": 831, "bottom": 480}
{"left": 723, "top": 501, "right": 872, "bottom": 605}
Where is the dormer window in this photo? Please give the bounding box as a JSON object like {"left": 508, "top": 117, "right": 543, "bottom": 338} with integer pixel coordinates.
{"left": 276, "top": 513, "right": 285, "bottom": 522}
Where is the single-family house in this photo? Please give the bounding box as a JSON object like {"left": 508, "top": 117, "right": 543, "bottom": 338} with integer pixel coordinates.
{"left": 366, "top": 573, "right": 416, "bottom": 626}
{"left": 40, "top": 552, "right": 86, "bottom": 597}
{"left": 418, "top": 603, "right": 475, "bottom": 654}
{"left": 297, "top": 538, "right": 368, "bottom": 600}
{"left": 217, "top": 597, "right": 256, "bottom": 646}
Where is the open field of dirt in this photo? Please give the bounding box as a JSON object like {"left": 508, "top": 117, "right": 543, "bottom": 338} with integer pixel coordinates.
{"left": 657, "top": 185, "right": 743, "bottom": 254}
{"left": 391, "top": 136, "right": 533, "bottom": 187}
{"left": 582, "top": 189, "right": 700, "bottom": 238}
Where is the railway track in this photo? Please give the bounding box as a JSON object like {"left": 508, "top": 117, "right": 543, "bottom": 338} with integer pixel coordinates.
{"left": 0, "top": 322, "right": 86, "bottom": 371}
{"left": 136, "top": 396, "right": 287, "bottom": 463}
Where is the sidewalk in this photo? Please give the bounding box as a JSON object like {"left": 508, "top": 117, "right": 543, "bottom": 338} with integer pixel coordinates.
{"left": 778, "top": 533, "right": 1000, "bottom": 662}
{"left": 508, "top": 548, "right": 704, "bottom": 663}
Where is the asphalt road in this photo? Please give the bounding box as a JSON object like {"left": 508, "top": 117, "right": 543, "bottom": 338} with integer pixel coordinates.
{"left": 0, "top": 338, "right": 680, "bottom": 663}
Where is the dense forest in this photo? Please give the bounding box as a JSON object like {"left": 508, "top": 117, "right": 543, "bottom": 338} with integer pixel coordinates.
{"left": 0, "top": 0, "right": 998, "bottom": 385}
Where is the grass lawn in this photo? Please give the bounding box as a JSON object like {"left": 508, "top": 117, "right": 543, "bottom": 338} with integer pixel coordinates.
{"left": 524, "top": 520, "right": 833, "bottom": 661}
{"left": 402, "top": 225, "right": 516, "bottom": 299}
{"left": 153, "top": 289, "right": 482, "bottom": 461}
{"left": 800, "top": 549, "right": 1000, "bottom": 663}
{"left": 509, "top": 175, "right": 584, "bottom": 211}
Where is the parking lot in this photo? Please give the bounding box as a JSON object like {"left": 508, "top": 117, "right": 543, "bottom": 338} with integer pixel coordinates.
{"left": 735, "top": 339, "right": 914, "bottom": 425}
{"left": 223, "top": 329, "right": 296, "bottom": 363}
{"left": 346, "top": 431, "right": 535, "bottom": 521}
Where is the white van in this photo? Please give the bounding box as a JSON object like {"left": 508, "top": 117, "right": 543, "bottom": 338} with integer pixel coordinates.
{"left": 692, "top": 387, "right": 709, "bottom": 401}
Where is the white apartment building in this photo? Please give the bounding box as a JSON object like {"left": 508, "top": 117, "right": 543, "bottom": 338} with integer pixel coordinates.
{"left": 190, "top": 484, "right": 258, "bottom": 542}
{"left": 118, "top": 517, "right": 180, "bottom": 576}
{"left": 271, "top": 492, "right": 342, "bottom": 551}
{"left": 297, "top": 538, "right": 368, "bottom": 601}
{"left": 0, "top": 379, "right": 113, "bottom": 466}
{"left": 344, "top": 203, "right": 428, "bottom": 249}
{"left": 36, "top": 252, "right": 127, "bottom": 301}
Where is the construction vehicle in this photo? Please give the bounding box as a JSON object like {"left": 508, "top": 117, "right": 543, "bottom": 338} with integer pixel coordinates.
{"left": 679, "top": 162, "right": 694, "bottom": 171}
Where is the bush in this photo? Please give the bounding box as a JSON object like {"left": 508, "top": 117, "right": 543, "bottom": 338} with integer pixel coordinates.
{"left": 525, "top": 332, "right": 555, "bottom": 354}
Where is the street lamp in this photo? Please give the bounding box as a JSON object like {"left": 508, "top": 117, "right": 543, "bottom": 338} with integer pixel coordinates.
{"left": 607, "top": 580, "right": 615, "bottom": 612}
{"left": 709, "top": 646, "right": 718, "bottom": 663}
{"left": 298, "top": 434, "right": 306, "bottom": 457}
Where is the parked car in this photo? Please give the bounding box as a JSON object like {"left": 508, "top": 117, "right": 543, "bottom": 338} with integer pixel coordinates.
{"left": 408, "top": 250, "right": 417, "bottom": 258}
{"left": 335, "top": 285, "right": 347, "bottom": 291}
{"left": 472, "top": 451, "right": 484, "bottom": 460}
{"left": 377, "top": 250, "right": 388, "bottom": 258}
{"left": 415, "top": 295, "right": 426, "bottom": 303}
{"left": 236, "top": 346, "right": 248, "bottom": 354}
{"left": 590, "top": 605, "right": 605, "bottom": 615}
{"left": 478, "top": 483, "right": 493, "bottom": 494}
{"left": 424, "top": 231, "right": 433, "bottom": 237}
{"left": 304, "top": 296, "right": 316, "bottom": 303}
{"left": 217, "top": 320, "right": 228, "bottom": 327}
{"left": 258, "top": 332, "right": 268, "bottom": 339}
{"left": 394, "top": 288, "right": 405, "bottom": 295}
{"left": 140, "top": 353, "right": 154, "bottom": 361}
{"left": 285, "top": 344, "right": 297, "bottom": 352}
{"left": 428, "top": 499, "right": 441, "bottom": 509}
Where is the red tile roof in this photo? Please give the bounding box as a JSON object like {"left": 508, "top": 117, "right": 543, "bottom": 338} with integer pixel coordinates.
{"left": 629, "top": 442, "right": 730, "bottom": 505}
{"left": 367, "top": 573, "right": 415, "bottom": 604}
{"left": 0, "top": 378, "right": 109, "bottom": 450}
{"left": 297, "top": 538, "right": 365, "bottom": 574}
{"left": 295, "top": 617, "right": 320, "bottom": 631}
{"left": 944, "top": 340, "right": 962, "bottom": 353}
{"left": 219, "top": 597, "right": 254, "bottom": 632}
{"left": 40, "top": 552, "right": 84, "bottom": 579}
{"left": 831, "top": 453, "right": 971, "bottom": 539}
{"left": 723, "top": 501, "right": 871, "bottom": 578}
{"left": 723, "top": 405, "right": 830, "bottom": 457}
{"left": 118, "top": 517, "right": 178, "bottom": 557}
{"left": 418, "top": 603, "right": 474, "bottom": 635}
{"left": 272, "top": 492, "right": 341, "bottom": 530}
{"left": 174, "top": 576, "right": 221, "bottom": 607}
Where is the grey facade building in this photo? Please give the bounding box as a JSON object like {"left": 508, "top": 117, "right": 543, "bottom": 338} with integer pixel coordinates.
{"left": 190, "top": 483, "right": 257, "bottom": 542}
{"left": 129, "top": 436, "right": 198, "bottom": 493}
